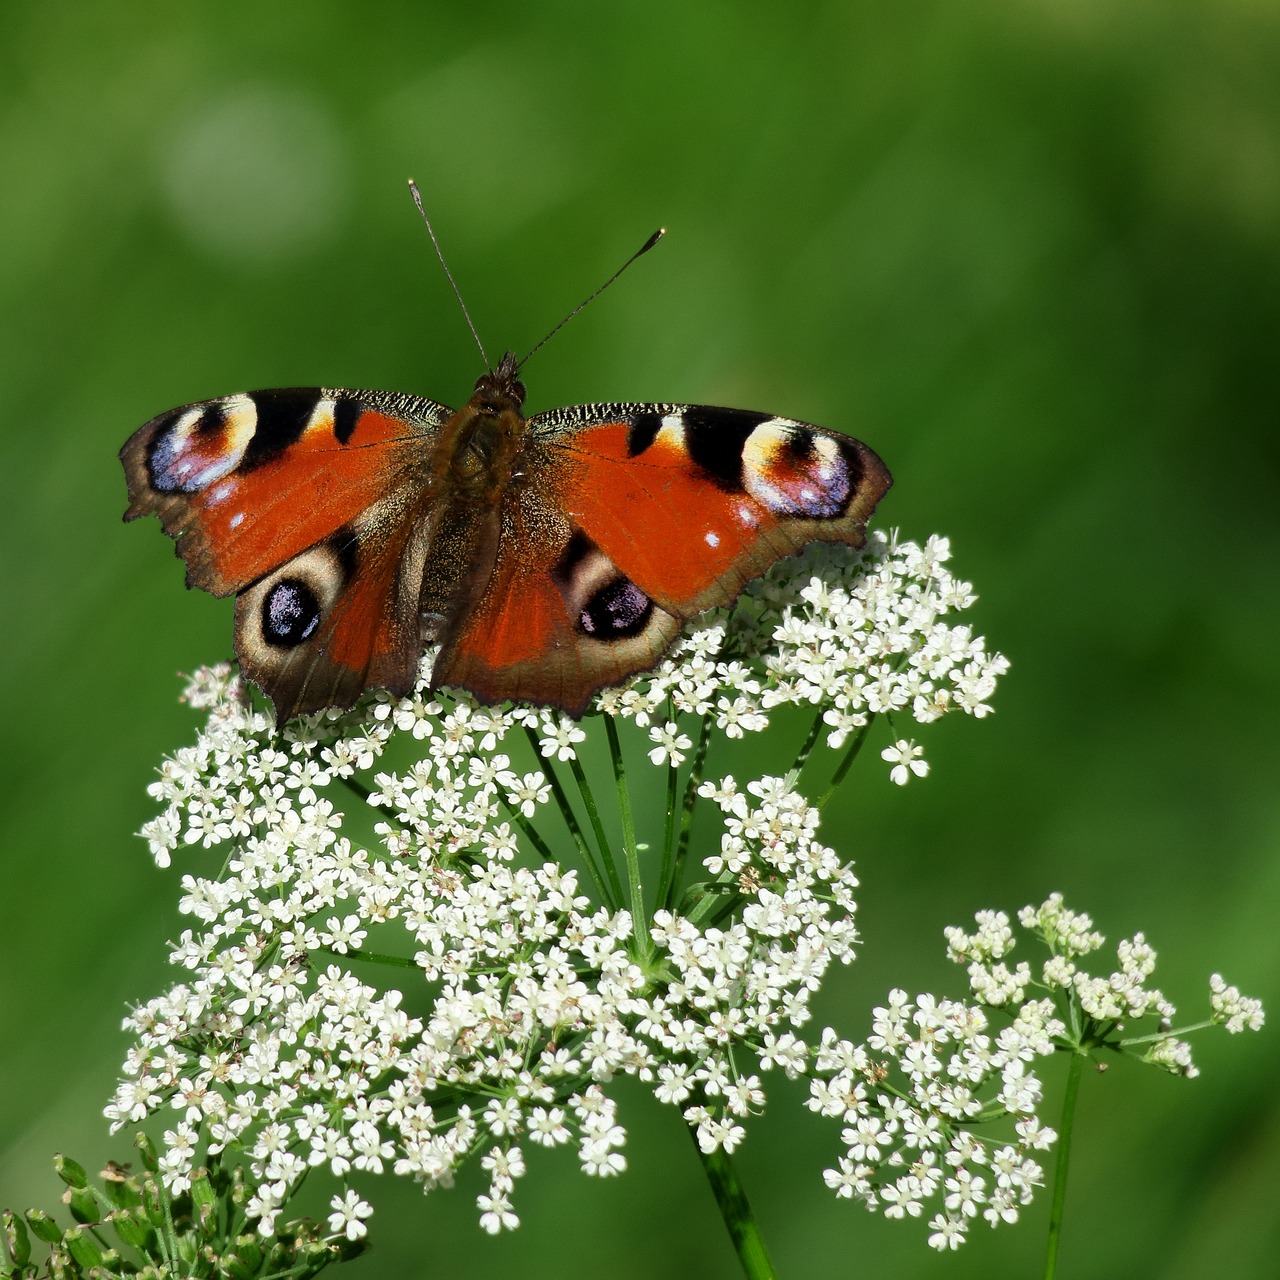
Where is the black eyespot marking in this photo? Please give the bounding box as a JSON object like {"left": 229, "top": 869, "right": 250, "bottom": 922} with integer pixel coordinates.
{"left": 627, "top": 412, "right": 663, "bottom": 457}
{"left": 262, "top": 579, "right": 322, "bottom": 647}
{"left": 580, "top": 578, "right": 653, "bottom": 640}
{"left": 683, "top": 408, "right": 766, "bottom": 491}
{"left": 333, "top": 398, "right": 361, "bottom": 446}
{"left": 242, "top": 389, "right": 320, "bottom": 470}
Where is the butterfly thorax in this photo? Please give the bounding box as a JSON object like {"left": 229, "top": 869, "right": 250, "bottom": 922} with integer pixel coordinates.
{"left": 431, "top": 351, "right": 529, "bottom": 503}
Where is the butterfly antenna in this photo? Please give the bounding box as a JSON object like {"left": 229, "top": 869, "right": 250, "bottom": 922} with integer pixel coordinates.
{"left": 517, "top": 227, "right": 665, "bottom": 371}
{"left": 408, "top": 178, "right": 491, "bottom": 371}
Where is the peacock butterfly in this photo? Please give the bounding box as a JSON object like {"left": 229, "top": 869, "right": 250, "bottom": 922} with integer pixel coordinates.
{"left": 121, "top": 220, "right": 891, "bottom": 725}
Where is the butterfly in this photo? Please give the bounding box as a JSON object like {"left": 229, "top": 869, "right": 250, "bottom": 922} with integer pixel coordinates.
{"left": 123, "top": 245, "right": 891, "bottom": 726}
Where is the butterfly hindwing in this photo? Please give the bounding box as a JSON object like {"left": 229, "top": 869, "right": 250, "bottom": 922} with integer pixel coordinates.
{"left": 234, "top": 493, "right": 437, "bottom": 722}
{"left": 432, "top": 479, "right": 682, "bottom": 715}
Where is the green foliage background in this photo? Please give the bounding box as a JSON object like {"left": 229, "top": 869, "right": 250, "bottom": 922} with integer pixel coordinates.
{"left": 2, "top": 1, "right": 1277, "bottom": 1275}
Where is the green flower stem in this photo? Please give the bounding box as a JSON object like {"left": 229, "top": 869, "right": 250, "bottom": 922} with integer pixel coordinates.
{"left": 1119, "top": 1019, "right": 1214, "bottom": 1046}
{"left": 661, "top": 753, "right": 679, "bottom": 902}
{"left": 524, "top": 727, "right": 622, "bottom": 907}
{"left": 790, "top": 706, "right": 827, "bottom": 778}
{"left": 665, "top": 709, "right": 714, "bottom": 910}
{"left": 1044, "top": 1048, "right": 1086, "bottom": 1280}
{"left": 338, "top": 774, "right": 400, "bottom": 822}
{"left": 817, "top": 714, "right": 877, "bottom": 809}
{"left": 604, "top": 717, "right": 650, "bottom": 955}
{"left": 499, "top": 801, "right": 552, "bottom": 857}
{"left": 689, "top": 1126, "right": 778, "bottom": 1280}
{"left": 316, "top": 946, "right": 419, "bottom": 969}
{"left": 155, "top": 1175, "right": 180, "bottom": 1273}
{"left": 567, "top": 752, "right": 619, "bottom": 875}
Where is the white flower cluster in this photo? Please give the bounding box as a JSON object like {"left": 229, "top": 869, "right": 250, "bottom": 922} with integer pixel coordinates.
{"left": 592, "top": 530, "right": 1007, "bottom": 770}
{"left": 114, "top": 535, "right": 1005, "bottom": 1236}
{"left": 809, "top": 990, "right": 1060, "bottom": 1251}
{"left": 818, "top": 895, "right": 1266, "bottom": 1251}
{"left": 1009, "top": 894, "right": 1262, "bottom": 1075}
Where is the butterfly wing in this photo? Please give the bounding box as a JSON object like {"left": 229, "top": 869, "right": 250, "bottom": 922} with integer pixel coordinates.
{"left": 431, "top": 478, "right": 683, "bottom": 713}
{"left": 122, "top": 388, "right": 452, "bottom": 721}
{"left": 433, "top": 402, "right": 891, "bottom": 715}
{"left": 121, "top": 387, "right": 451, "bottom": 595}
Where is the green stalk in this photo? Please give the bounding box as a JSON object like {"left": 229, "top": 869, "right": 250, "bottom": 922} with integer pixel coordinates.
{"left": 817, "top": 714, "right": 877, "bottom": 809}
{"left": 314, "top": 946, "right": 418, "bottom": 969}
{"left": 689, "top": 1126, "right": 778, "bottom": 1280}
{"left": 338, "top": 774, "right": 399, "bottom": 820}
{"left": 566, "top": 752, "right": 619, "bottom": 879}
{"left": 790, "top": 706, "right": 827, "bottom": 777}
{"left": 1044, "top": 1049, "right": 1086, "bottom": 1280}
{"left": 524, "top": 726, "right": 622, "bottom": 906}
{"left": 603, "top": 717, "right": 650, "bottom": 954}
{"left": 665, "top": 709, "right": 714, "bottom": 909}
{"left": 660, "top": 752, "right": 679, "bottom": 907}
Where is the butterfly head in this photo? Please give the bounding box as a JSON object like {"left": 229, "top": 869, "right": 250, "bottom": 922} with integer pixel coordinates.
{"left": 471, "top": 351, "right": 526, "bottom": 415}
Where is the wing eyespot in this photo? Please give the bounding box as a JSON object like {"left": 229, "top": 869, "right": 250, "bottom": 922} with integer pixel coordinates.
{"left": 236, "top": 536, "right": 352, "bottom": 669}
{"left": 262, "top": 580, "right": 323, "bottom": 647}
{"left": 579, "top": 577, "right": 653, "bottom": 640}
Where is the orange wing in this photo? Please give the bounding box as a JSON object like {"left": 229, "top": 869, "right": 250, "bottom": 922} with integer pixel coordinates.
{"left": 433, "top": 403, "right": 890, "bottom": 715}
{"left": 121, "top": 388, "right": 450, "bottom": 595}
{"left": 123, "top": 387, "right": 451, "bottom": 722}
{"left": 543, "top": 404, "right": 891, "bottom": 616}
{"left": 432, "top": 481, "right": 682, "bottom": 715}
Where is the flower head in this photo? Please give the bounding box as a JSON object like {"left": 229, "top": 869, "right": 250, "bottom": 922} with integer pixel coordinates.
{"left": 114, "top": 534, "right": 1006, "bottom": 1234}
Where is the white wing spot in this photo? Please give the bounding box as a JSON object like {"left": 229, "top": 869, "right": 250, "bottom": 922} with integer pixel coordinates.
{"left": 305, "top": 398, "right": 337, "bottom": 439}
{"left": 705, "top": 530, "right": 720, "bottom": 548}
{"left": 656, "top": 413, "right": 686, "bottom": 450}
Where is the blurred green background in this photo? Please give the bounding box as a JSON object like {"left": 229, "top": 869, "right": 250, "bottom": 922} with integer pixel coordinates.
{"left": 2, "top": 1, "right": 1278, "bottom": 1275}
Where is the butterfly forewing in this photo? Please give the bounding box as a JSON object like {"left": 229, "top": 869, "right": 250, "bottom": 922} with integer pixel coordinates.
{"left": 121, "top": 388, "right": 452, "bottom": 721}
{"left": 121, "top": 388, "right": 452, "bottom": 595}
{"left": 530, "top": 402, "right": 892, "bottom": 614}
